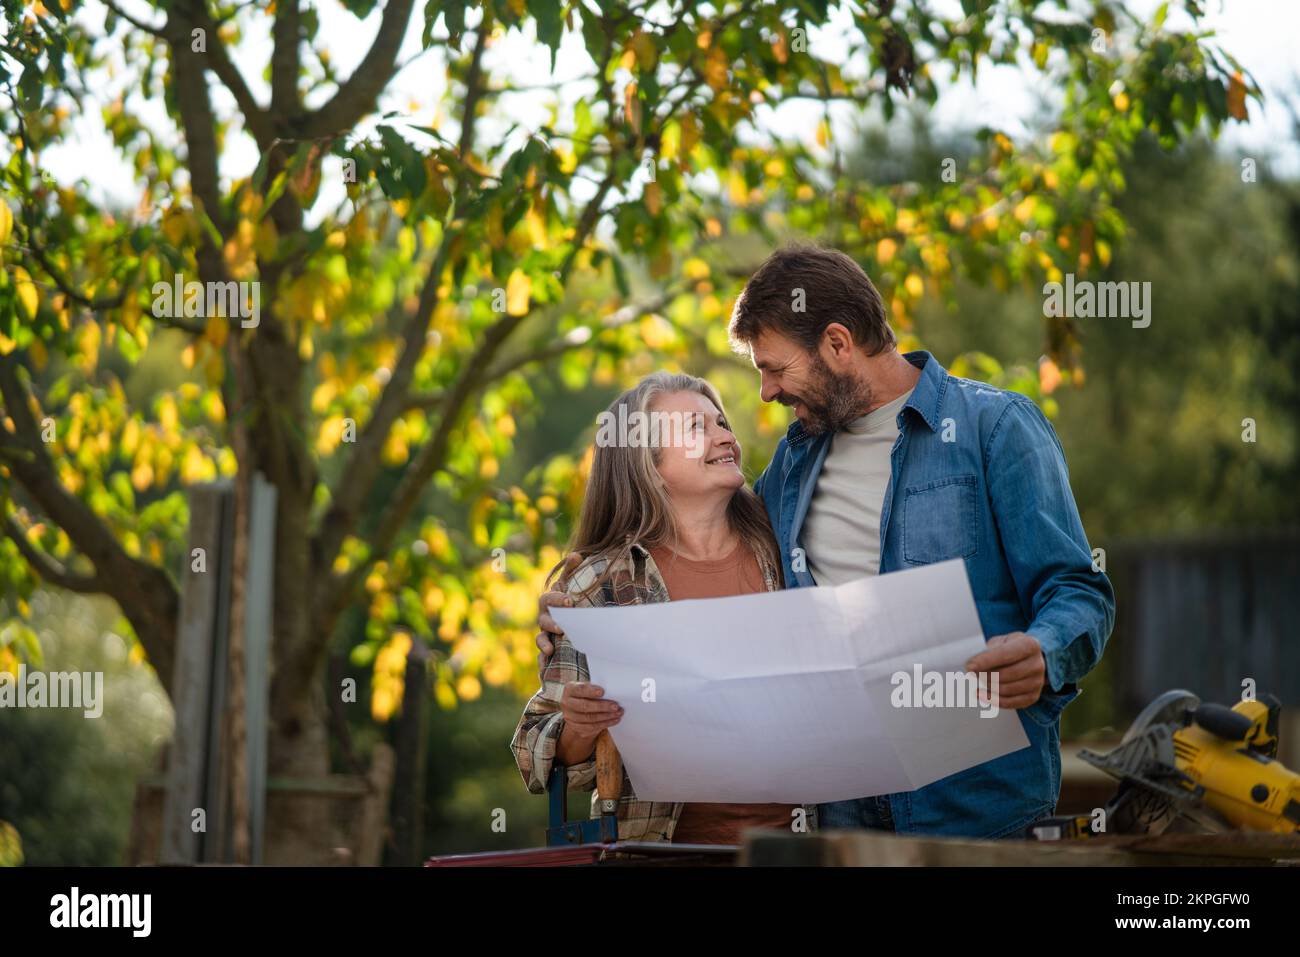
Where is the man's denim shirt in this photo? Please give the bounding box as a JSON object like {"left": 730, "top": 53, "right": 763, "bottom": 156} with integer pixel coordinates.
{"left": 754, "top": 350, "right": 1116, "bottom": 839}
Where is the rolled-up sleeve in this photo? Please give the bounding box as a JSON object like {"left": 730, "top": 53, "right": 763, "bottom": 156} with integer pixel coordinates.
{"left": 985, "top": 397, "right": 1116, "bottom": 693}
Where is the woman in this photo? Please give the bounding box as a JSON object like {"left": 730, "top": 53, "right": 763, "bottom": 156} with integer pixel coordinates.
{"left": 510, "top": 372, "right": 818, "bottom": 843}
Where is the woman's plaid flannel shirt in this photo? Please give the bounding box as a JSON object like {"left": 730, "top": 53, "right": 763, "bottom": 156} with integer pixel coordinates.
{"left": 509, "top": 541, "right": 820, "bottom": 842}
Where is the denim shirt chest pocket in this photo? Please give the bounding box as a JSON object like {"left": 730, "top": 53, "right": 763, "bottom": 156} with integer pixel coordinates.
{"left": 901, "top": 474, "right": 979, "bottom": 565}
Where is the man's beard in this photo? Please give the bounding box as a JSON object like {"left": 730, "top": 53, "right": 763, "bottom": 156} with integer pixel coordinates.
{"left": 777, "top": 351, "right": 873, "bottom": 435}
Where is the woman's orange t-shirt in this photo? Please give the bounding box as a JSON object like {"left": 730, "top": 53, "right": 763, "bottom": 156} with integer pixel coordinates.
{"left": 648, "top": 540, "right": 797, "bottom": 845}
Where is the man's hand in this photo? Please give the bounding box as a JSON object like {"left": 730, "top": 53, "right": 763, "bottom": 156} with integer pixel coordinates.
{"left": 964, "top": 632, "right": 1047, "bottom": 710}
{"left": 559, "top": 682, "right": 623, "bottom": 737}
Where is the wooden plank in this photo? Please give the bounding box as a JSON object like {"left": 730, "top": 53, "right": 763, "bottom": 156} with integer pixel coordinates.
{"left": 204, "top": 484, "right": 235, "bottom": 862}
{"left": 243, "top": 474, "right": 277, "bottom": 865}
{"left": 160, "top": 485, "right": 225, "bottom": 865}
{"left": 743, "top": 830, "right": 1300, "bottom": 867}
{"left": 357, "top": 744, "right": 396, "bottom": 866}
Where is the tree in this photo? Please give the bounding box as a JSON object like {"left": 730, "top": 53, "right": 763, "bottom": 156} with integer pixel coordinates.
{"left": 0, "top": 0, "right": 1254, "bottom": 861}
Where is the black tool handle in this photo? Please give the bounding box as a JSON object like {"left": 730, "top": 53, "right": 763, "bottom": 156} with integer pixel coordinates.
{"left": 1192, "top": 703, "right": 1253, "bottom": 741}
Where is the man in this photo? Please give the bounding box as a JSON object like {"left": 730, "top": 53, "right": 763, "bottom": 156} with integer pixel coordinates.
{"left": 537, "top": 244, "right": 1115, "bottom": 839}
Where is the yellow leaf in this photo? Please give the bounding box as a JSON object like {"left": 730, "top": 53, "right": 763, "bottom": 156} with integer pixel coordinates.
{"left": 1227, "top": 71, "right": 1248, "bottom": 121}
{"left": 639, "top": 314, "right": 675, "bottom": 349}
{"left": 13, "top": 267, "right": 38, "bottom": 320}
{"left": 131, "top": 461, "right": 154, "bottom": 491}
{"left": 680, "top": 113, "right": 700, "bottom": 158}
{"left": 181, "top": 445, "right": 207, "bottom": 484}
{"left": 771, "top": 31, "right": 789, "bottom": 65}
{"left": 161, "top": 207, "right": 188, "bottom": 245}
{"left": 158, "top": 394, "right": 179, "bottom": 433}
{"left": 728, "top": 169, "right": 748, "bottom": 205}
{"left": 1039, "top": 358, "right": 1062, "bottom": 395}
{"left": 0, "top": 202, "right": 12, "bottom": 245}
{"left": 629, "top": 30, "right": 657, "bottom": 70}
{"left": 815, "top": 119, "right": 830, "bottom": 148}
{"left": 623, "top": 82, "right": 641, "bottom": 134}
{"left": 682, "top": 257, "right": 710, "bottom": 280}
{"left": 456, "top": 674, "right": 482, "bottom": 701}
{"left": 904, "top": 273, "right": 924, "bottom": 298}
{"left": 505, "top": 269, "right": 531, "bottom": 316}
{"left": 434, "top": 680, "right": 458, "bottom": 710}
{"left": 524, "top": 208, "right": 548, "bottom": 249}
{"left": 703, "top": 46, "right": 729, "bottom": 92}
{"left": 75, "top": 319, "right": 100, "bottom": 372}
{"left": 660, "top": 121, "right": 680, "bottom": 163}
{"left": 876, "top": 238, "right": 897, "bottom": 264}
{"left": 643, "top": 181, "right": 662, "bottom": 216}
{"left": 122, "top": 418, "right": 140, "bottom": 456}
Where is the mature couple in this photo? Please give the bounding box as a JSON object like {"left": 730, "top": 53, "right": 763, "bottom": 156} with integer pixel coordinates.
{"left": 510, "top": 245, "right": 1115, "bottom": 844}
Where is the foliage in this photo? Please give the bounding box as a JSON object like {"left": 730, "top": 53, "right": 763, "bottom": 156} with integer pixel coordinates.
{"left": 0, "top": 0, "right": 1257, "bottom": 732}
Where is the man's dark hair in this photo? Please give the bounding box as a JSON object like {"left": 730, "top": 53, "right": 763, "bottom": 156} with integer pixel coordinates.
{"left": 728, "top": 245, "right": 896, "bottom": 356}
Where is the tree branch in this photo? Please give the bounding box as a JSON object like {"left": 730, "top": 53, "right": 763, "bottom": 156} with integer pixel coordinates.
{"left": 167, "top": 3, "right": 231, "bottom": 240}
{"left": 399, "top": 390, "right": 445, "bottom": 411}
{"left": 0, "top": 356, "right": 178, "bottom": 695}
{"left": 20, "top": 234, "right": 131, "bottom": 311}
{"left": 2, "top": 513, "right": 104, "bottom": 594}
{"left": 457, "top": 13, "right": 491, "bottom": 160}
{"left": 270, "top": 0, "right": 300, "bottom": 120}
{"left": 102, "top": 0, "right": 166, "bottom": 37}
{"left": 313, "top": 14, "right": 494, "bottom": 572}
{"left": 313, "top": 173, "right": 621, "bottom": 636}
{"left": 299, "top": 0, "right": 417, "bottom": 138}
{"left": 482, "top": 284, "right": 687, "bottom": 382}
{"left": 193, "top": 6, "right": 275, "bottom": 149}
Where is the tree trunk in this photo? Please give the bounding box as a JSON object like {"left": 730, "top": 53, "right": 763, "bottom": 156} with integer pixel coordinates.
{"left": 257, "top": 447, "right": 339, "bottom": 865}
{"left": 262, "top": 680, "right": 335, "bottom": 865}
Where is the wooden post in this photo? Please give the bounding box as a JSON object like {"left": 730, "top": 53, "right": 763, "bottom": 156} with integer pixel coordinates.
{"left": 161, "top": 477, "right": 275, "bottom": 865}
{"left": 357, "top": 744, "right": 396, "bottom": 866}
{"left": 225, "top": 456, "right": 251, "bottom": 864}
{"left": 243, "top": 475, "right": 276, "bottom": 865}
{"left": 390, "top": 640, "right": 430, "bottom": 866}
{"left": 161, "top": 485, "right": 224, "bottom": 864}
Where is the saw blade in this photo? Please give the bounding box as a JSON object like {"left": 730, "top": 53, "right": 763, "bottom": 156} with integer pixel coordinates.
{"left": 1121, "top": 689, "right": 1201, "bottom": 744}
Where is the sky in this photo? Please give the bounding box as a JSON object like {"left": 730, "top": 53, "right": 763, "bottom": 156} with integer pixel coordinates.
{"left": 27, "top": 0, "right": 1300, "bottom": 220}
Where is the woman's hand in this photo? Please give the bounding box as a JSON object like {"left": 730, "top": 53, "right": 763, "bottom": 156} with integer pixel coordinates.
{"left": 536, "top": 553, "right": 582, "bottom": 659}
{"left": 556, "top": 682, "right": 623, "bottom": 765}
{"left": 560, "top": 682, "right": 623, "bottom": 735}
{"left": 535, "top": 589, "right": 572, "bottom": 657}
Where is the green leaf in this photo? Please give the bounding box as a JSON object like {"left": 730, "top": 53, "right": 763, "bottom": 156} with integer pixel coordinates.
{"left": 18, "top": 65, "right": 43, "bottom": 112}
{"left": 260, "top": 171, "right": 289, "bottom": 219}
{"left": 610, "top": 255, "right": 630, "bottom": 297}
{"left": 532, "top": 0, "right": 564, "bottom": 66}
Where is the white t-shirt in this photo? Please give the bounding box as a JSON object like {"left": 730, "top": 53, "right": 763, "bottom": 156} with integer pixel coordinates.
{"left": 802, "top": 388, "right": 914, "bottom": 586}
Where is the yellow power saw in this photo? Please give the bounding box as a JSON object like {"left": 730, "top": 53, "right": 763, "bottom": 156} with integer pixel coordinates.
{"left": 1028, "top": 690, "right": 1300, "bottom": 840}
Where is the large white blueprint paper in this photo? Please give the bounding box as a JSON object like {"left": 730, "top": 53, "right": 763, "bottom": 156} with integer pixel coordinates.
{"left": 551, "top": 559, "right": 1030, "bottom": 803}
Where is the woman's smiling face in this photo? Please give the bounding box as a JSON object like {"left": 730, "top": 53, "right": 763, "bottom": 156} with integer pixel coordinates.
{"left": 651, "top": 390, "right": 745, "bottom": 500}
